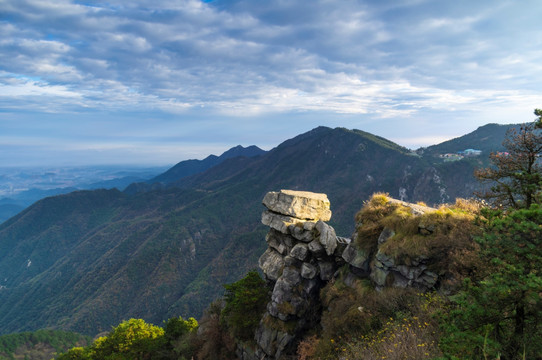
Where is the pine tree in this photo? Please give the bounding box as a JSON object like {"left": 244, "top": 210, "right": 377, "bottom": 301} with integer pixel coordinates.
{"left": 475, "top": 115, "right": 542, "bottom": 209}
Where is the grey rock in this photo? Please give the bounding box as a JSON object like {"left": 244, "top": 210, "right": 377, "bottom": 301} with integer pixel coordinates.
{"left": 281, "top": 266, "right": 302, "bottom": 287}
{"left": 343, "top": 271, "right": 360, "bottom": 287}
{"left": 275, "top": 331, "right": 295, "bottom": 359}
{"left": 290, "top": 295, "right": 307, "bottom": 316}
{"left": 259, "top": 248, "right": 285, "bottom": 281}
{"left": 318, "top": 261, "right": 335, "bottom": 281}
{"left": 284, "top": 255, "right": 301, "bottom": 267}
{"left": 391, "top": 271, "right": 410, "bottom": 288}
{"left": 302, "top": 278, "right": 319, "bottom": 294}
{"left": 271, "top": 279, "right": 293, "bottom": 305}
{"left": 290, "top": 243, "right": 309, "bottom": 261}
{"left": 262, "top": 210, "right": 303, "bottom": 234}
{"left": 255, "top": 320, "right": 275, "bottom": 356}
{"left": 397, "top": 264, "right": 426, "bottom": 280}
{"left": 308, "top": 239, "right": 325, "bottom": 257}
{"left": 386, "top": 198, "right": 436, "bottom": 215}
{"left": 262, "top": 189, "right": 332, "bottom": 221}
{"left": 334, "top": 236, "right": 351, "bottom": 256}
{"left": 303, "top": 221, "right": 317, "bottom": 231}
{"left": 255, "top": 319, "right": 294, "bottom": 358}
{"left": 300, "top": 262, "right": 318, "bottom": 279}
{"left": 378, "top": 227, "right": 395, "bottom": 244}
{"left": 289, "top": 224, "right": 315, "bottom": 242}
{"left": 315, "top": 220, "right": 337, "bottom": 256}
{"left": 268, "top": 301, "right": 280, "bottom": 318}
{"left": 418, "top": 270, "right": 438, "bottom": 288}
{"left": 375, "top": 250, "right": 395, "bottom": 268}
{"left": 418, "top": 221, "right": 436, "bottom": 235}
{"left": 342, "top": 243, "right": 370, "bottom": 271}
{"left": 371, "top": 266, "right": 389, "bottom": 287}
{"left": 266, "top": 231, "right": 288, "bottom": 255}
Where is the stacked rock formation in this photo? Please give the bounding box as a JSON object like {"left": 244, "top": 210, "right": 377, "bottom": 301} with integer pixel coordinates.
{"left": 246, "top": 191, "right": 444, "bottom": 359}
{"left": 254, "top": 190, "right": 346, "bottom": 359}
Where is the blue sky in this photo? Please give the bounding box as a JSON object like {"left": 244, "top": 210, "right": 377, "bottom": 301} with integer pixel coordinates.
{"left": 1, "top": 0, "right": 541, "bottom": 166}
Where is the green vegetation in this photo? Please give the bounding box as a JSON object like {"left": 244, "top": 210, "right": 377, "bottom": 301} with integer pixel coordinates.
{"left": 293, "top": 194, "right": 482, "bottom": 359}
{"left": 535, "top": 108, "right": 542, "bottom": 128}
{"left": 440, "top": 206, "right": 542, "bottom": 359}
{"left": 297, "top": 276, "right": 444, "bottom": 359}
{"left": 0, "top": 329, "right": 90, "bottom": 360}
{"left": 475, "top": 119, "right": 542, "bottom": 209}
{"left": 0, "top": 123, "right": 534, "bottom": 359}
{"left": 56, "top": 272, "right": 269, "bottom": 360}
{"left": 0, "top": 126, "right": 499, "bottom": 335}
{"left": 57, "top": 317, "right": 198, "bottom": 360}
{"left": 221, "top": 271, "right": 270, "bottom": 341}
{"left": 354, "top": 194, "right": 481, "bottom": 288}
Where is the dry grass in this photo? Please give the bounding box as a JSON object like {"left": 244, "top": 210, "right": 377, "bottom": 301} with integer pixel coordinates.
{"left": 355, "top": 195, "right": 483, "bottom": 289}
{"left": 354, "top": 193, "right": 401, "bottom": 254}
{"left": 312, "top": 276, "right": 442, "bottom": 359}
{"left": 343, "top": 314, "right": 441, "bottom": 360}
{"left": 305, "top": 276, "right": 446, "bottom": 360}
{"left": 341, "top": 292, "right": 444, "bottom": 360}
{"left": 297, "top": 335, "right": 319, "bottom": 360}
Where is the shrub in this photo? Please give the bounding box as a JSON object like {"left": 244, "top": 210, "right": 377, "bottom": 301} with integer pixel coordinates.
{"left": 356, "top": 195, "right": 482, "bottom": 290}
{"left": 354, "top": 193, "right": 398, "bottom": 254}
{"left": 312, "top": 273, "right": 446, "bottom": 359}
{"left": 163, "top": 316, "right": 198, "bottom": 359}
{"left": 344, "top": 314, "right": 441, "bottom": 359}
{"left": 92, "top": 318, "right": 165, "bottom": 359}
{"left": 195, "top": 300, "right": 236, "bottom": 360}
{"left": 439, "top": 206, "right": 542, "bottom": 359}
{"left": 221, "top": 270, "right": 270, "bottom": 341}
{"left": 297, "top": 335, "right": 319, "bottom": 360}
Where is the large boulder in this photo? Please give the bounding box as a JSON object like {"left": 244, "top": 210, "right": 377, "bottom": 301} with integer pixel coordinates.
{"left": 259, "top": 248, "right": 285, "bottom": 281}
{"left": 315, "top": 220, "right": 337, "bottom": 256}
{"left": 262, "top": 190, "right": 331, "bottom": 221}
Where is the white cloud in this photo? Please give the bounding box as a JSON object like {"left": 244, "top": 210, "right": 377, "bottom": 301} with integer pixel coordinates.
{"left": 1, "top": 0, "right": 542, "bottom": 165}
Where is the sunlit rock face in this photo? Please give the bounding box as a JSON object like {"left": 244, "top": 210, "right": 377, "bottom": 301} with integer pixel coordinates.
{"left": 262, "top": 190, "right": 331, "bottom": 221}
{"left": 246, "top": 190, "right": 443, "bottom": 360}
{"left": 254, "top": 190, "right": 344, "bottom": 360}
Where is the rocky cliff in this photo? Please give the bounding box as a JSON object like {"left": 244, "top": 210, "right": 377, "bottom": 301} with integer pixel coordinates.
{"left": 240, "top": 190, "right": 478, "bottom": 359}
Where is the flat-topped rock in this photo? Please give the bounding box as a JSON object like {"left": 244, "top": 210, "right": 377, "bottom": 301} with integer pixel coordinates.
{"left": 386, "top": 198, "right": 435, "bottom": 216}
{"left": 262, "top": 190, "right": 332, "bottom": 221}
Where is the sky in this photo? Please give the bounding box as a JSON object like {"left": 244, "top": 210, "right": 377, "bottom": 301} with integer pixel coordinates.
{"left": 1, "top": 0, "right": 542, "bottom": 167}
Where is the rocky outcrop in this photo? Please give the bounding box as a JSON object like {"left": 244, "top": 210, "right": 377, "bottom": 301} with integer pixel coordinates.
{"left": 254, "top": 190, "right": 342, "bottom": 359}
{"left": 248, "top": 190, "right": 447, "bottom": 359}
{"left": 262, "top": 190, "right": 331, "bottom": 221}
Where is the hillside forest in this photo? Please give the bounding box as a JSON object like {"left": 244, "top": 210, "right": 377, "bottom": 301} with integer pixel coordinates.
{"left": 0, "top": 112, "right": 541, "bottom": 359}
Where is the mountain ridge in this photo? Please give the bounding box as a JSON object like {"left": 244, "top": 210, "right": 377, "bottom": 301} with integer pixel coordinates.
{"left": 0, "top": 125, "right": 512, "bottom": 336}
{"left": 148, "top": 145, "right": 266, "bottom": 185}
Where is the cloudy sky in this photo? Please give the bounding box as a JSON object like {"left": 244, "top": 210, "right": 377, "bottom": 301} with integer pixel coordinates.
{"left": 1, "top": 0, "right": 541, "bottom": 166}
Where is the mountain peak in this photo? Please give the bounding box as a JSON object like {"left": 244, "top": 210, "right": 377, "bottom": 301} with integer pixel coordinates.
{"left": 148, "top": 145, "right": 266, "bottom": 185}
{"left": 219, "top": 145, "right": 265, "bottom": 160}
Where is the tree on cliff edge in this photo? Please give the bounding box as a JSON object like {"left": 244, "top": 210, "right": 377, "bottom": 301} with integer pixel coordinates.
{"left": 441, "top": 109, "right": 542, "bottom": 359}
{"left": 475, "top": 109, "right": 542, "bottom": 209}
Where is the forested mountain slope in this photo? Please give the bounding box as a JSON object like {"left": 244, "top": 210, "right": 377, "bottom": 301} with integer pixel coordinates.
{"left": 0, "top": 126, "right": 506, "bottom": 336}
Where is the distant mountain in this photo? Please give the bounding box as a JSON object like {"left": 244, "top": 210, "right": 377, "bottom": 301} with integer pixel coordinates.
{"left": 85, "top": 176, "right": 148, "bottom": 190}
{"left": 0, "top": 125, "right": 512, "bottom": 336}
{"left": 0, "top": 166, "right": 169, "bottom": 224}
{"left": 0, "top": 203, "right": 25, "bottom": 224}
{"left": 0, "top": 187, "right": 78, "bottom": 224}
{"left": 422, "top": 123, "right": 518, "bottom": 156}
{"left": 148, "top": 145, "right": 266, "bottom": 185}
